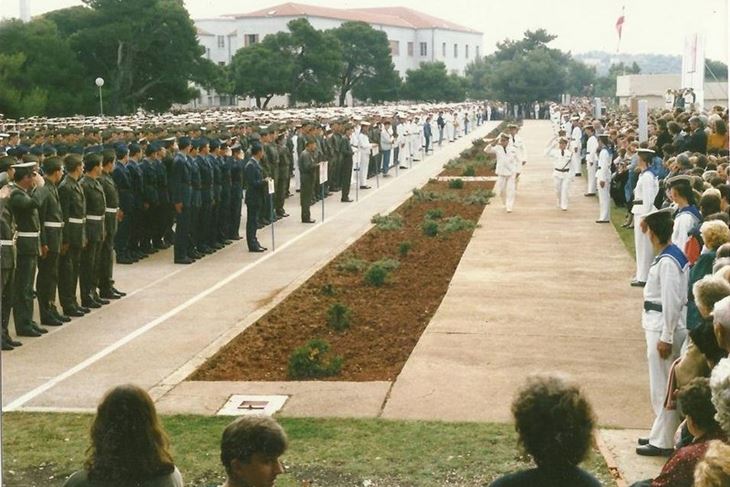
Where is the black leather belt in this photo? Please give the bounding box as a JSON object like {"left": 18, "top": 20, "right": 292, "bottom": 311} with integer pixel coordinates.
{"left": 554, "top": 168, "right": 570, "bottom": 172}
{"left": 644, "top": 301, "right": 662, "bottom": 312}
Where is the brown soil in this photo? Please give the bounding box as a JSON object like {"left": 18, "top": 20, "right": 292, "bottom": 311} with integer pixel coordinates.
{"left": 191, "top": 180, "right": 493, "bottom": 382}
{"left": 439, "top": 164, "right": 495, "bottom": 177}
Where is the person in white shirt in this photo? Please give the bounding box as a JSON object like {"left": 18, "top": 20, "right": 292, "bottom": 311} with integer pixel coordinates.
{"left": 664, "top": 90, "right": 675, "bottom": 111}
{"left": 396, "top": 119, "right": 410, "bottom": 167}
{"left": 358, "top": 121, "right": 371, "bottom": 189}
{"left": 545, "top": 137, "right": 572, "bottom": 211}
{"left": 445, "top": 113, "right": 455, "bottom": 143}
{"left": 595, "top": 133, "right": 612, "bottom": 223}
{"left": 636, "top": 207, "right": 689, "bottom": 456}
{"left": 507, "top": 124, "right": 527, "bottom": 187}
{"left": 379, "top": 121, "right": 393, "bottom": 176}
{"left": 485, "top": 132, "right": 518, "bottom": 213}
{"left": 291, "top": 131, "right": 300, "bottom": 192}
{"left": 486, "top": 105, "right": 492, "bottom": 122}
{"left": 666, "top": 175, "right": 701, "bottom": 254}
{"left": 410, "top": 118, "right": 421, "bottom": 161}
{"left": 569, "top": 117, "right": 583, "bottom": 176}
{"left": 533, "top": 101, "right": 540, "bottom": 120}
{"left": 584, "top": 126, "right": 598, "bottom": 196}
{"left": 632, "top": 148, "right": 660, "bottom": 286}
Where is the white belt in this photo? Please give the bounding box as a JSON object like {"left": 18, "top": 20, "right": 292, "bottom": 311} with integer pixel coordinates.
{"left": 105, "top": 208, "right": 118, "bottom": 214}
{"left": 17, "top": 232, "right": 39, "bottom": 238}
{"left": 68, "top": 217, "right": 85, "bottom": 224}
{"left": 86, "top": 215, "right": 104, "bottom": 221}
{"left": 44, "top": 221, "right": 64, "bottom": 228}
{"left": 0, "top": 240, "right": 14, "bottom": 246}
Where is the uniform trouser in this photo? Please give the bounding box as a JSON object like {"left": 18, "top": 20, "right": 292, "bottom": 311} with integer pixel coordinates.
{"left": 219, "top": 192, "right": 231, "bottom": 240}
{"left": 495, "top": 175, "right": 516, "bottom": 212}
{"left": 300, "top": 174, "right": 314, "bottom": 222}
{"left": 245, "top": 203, "right": 259, "bottom": 250}
{"left": 340, "top": 159, "right": 353, "bottom": 201}
{"left": 570, "top": 151, "right": 581, "bottom": 175}
{"left": 98, "top": 231, "right": 115, "bottom": 293}
{"left": 230, "top": 195, "right": 243, "bottom": 238}
{"left": 59, "top": 246, "right": 81, "bottom": 310}
{"left": 381, "top": 150, "right": 391, "bottom": 174}
{"left": 115, "top": 210, "right": 131, "bottom": 257}
{"left": 438, "top": 128, "right": 444, "bottom": 146}
{"left": 586, "top": 161, "right": 597, "bottom": 194}
{"left": 597, "top": 181, "right": 611, "bottom": 221}
{"left": 188, "top": 204, "right": 201, "bottom": 250}
{"left": 142, "top": 205, "right": 157, "bottom": 248}
{"left": 154, "top": 202, "right": 168, "bottom": 244}
{"left": 197, "top": 202, "right": 211, "bottom": 249}
{"left": 208, "top": 202, "right": 219, "bottom": 244}
{"left": 80, "top": 241, "right": 101, "bottom": 302}
{"left": 645, "top": 327, "right": 687, "bottom": 449}
{"left": 358, "top": 155, "right": 369, "bottom": 187}
{"left": 553, "top": 174, "right": 571, "bottom": 210}
{"left": 634, "top": 218, "right": 654, "bottom": 282}
{"left": 275, "top": 175, "right": 287, "bottom": 215}
{"left": 1, "top": 266, "right": 14, "bottom": 333}
{"left": 424, "top": 136, "right": 431, "bottom": 153}
{"left": 130, "top": 207, "right": 144, "bottom": 251}
{"left": 13, "top": 253, "right": 37, "bottom": 332}
{"left": 36, "top": 251, "right": 59, "bottom": 319}
{"left": 329, "top": 159, "right": 339, "bottom": 189}
{"left": 293, "top": 159, "right": 301, "bottom": 191}
{"left": 174, "top": 207, "right": 189, "bottom": 261}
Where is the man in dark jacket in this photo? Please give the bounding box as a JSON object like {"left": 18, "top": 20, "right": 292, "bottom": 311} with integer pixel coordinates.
{"left": 244, "top": 144, "right": 268, "bottom": 252}
{"left": 170, "top": 137, "right": 193, "bottom": 264}
{"left": 686, "top": 116, "right": 708, "bottom": 154}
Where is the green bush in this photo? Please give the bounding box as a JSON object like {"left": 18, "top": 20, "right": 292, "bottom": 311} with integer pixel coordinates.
{"left": 371, "top": 213, "right": 403, "bottom": 231}
{"left": 448, "top": 179, "right": 465, "bottom": 189}
{"left": 287, "top": 339, "right": 343, "bottom": 379}
{"left": 327, "top": 302, "right": 352, "bottom": 332}
{"left": 462, "top": 166, "right": 476, "bottom": 177}
{"left": 321, "top": 283, "right": 337, "bottom": 296}
{"left": 422, "top": 219, "right": 439, "bottom": 237}
{"left": 463, "top": 189, "right": 494, "bottom": 206}
{"left": 364, "top": 258, "right": 400, "bottom": 287}
{"left": 398, "top": 241, "right": 412, "bottom": 257}
{"left": 425, "top": 208, "right": 444, "bottom": 220}
{"left": 440, "top": 216, "right": 477, "bottom": 234}
{"left": 337, "top": 256, "right": 368, "bottom": 273}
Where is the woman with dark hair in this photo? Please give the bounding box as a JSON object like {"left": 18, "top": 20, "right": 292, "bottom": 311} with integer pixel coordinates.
{"left": 707, "top": 120, "right": 728, "bottom": 153}
{"left": 489, "top": 375, "right": 600, "bottom": 486}
{"left": 64, "top": 384, "right": 183, "bottom": 487}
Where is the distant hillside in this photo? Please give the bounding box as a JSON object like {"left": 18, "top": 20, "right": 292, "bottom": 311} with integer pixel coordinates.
{"left": 573, "top": 51, "right": 681, "bottom": 75}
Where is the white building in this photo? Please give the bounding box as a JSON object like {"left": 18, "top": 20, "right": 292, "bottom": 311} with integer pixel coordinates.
{"left": 616, "top": 74, "right": 728, "bottom": 110}
{"left": 191, "top": 2, "right": 483, "bottom": 108}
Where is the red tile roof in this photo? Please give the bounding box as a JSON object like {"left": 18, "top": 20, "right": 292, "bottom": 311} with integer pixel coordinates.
{"left": 229, "top": 2, "right": 481, "bottom": 34}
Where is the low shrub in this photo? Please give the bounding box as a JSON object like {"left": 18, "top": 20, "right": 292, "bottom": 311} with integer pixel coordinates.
{"left": 337, "top": 256, "right": 368, "bottom": 273}
{"left": 327, "top": 302, "right": 352, "bottom": 332}
{"left": 440, "top": 216, "right": 477, "bottom": 234}
{"left": 448, "top": 179, "right": 465, "bottom": 189}
{"left": 425, "top": 208, "right": 444, "bottom": 220}
{"left": 422, "top": 219, "right": 439, "bottom": 237}
{"left": 462, "top": 166, "right": 476, "bottom": 177}
{"left": 398, "top": 241, "right": 412, "bottom": 257}
{"left": 463, "top": 189, "right": 494, "bottom": 206}
{"left": 364, "top": 258, "right": 400, "bottom": 287}
{"left": 287, "top": 339, "right": 343, "bottom": 379}
{"left": 321, "top": 283, "right": 337, "bottom": 296}
{"left": 371, "top": 213, "right": 403, "bottom": 231}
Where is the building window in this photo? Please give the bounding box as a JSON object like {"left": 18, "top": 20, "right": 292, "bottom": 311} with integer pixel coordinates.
{"left": 442, "top": 42, "right": 446, "bottom": 57}
{"left": 407, "top": 42, "right": 414, "bottom": 56}
{"left": 245, "top": 34, "right": 259, "bottom": 46}
{"left": 476, "top": 45, "right": 480, "bottom": 58}
{"left": 465, "top": 45, "right": 469, "bottom": 58}
{"left": 419, "top": 42, "right": 427, "bottom": 57}
{"left": 389, "top": 40, "right": 399, "bottom": 56}
{"left": 217, "top": 35, "right": 225, "bottom": 48}
{"left": 453, "top": 43, "right": 458, "bottom": 58}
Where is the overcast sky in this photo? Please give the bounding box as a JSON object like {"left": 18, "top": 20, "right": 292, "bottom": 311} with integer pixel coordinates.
{"left": 1, "top": 0, "right": 728, "bottom": 62}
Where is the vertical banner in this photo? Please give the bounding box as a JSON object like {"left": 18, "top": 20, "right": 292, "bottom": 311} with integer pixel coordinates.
{"left": 682, "top": 33, "right": 705, "bottom": 111}
{"left": 638, "top": 100, "right": 648, "bottom": 143}
{"left": 594, "top": 97, "right": 603, "bottom": 119}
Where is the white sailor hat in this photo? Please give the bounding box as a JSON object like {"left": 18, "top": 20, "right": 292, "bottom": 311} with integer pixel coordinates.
{"left": 637, "top": 148, "right": 656, "bottom": 154}
{"left": 11, "top": 162, "right": 35, "bottom": 169}
{"left": 570, "top": 115, "right": 580, "bottom": 120}
{"left": 498, "top": 132, "right": 510, "bottom": 139}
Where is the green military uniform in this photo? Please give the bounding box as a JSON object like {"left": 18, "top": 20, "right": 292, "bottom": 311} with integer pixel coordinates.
{"left": 97, "top": 172, "right": 118, "bottom": 296}
{"left": 1, "top": 188, "right": 17, "bottom": 344}
{"left": 369, "top": 125, "right": 382, "bottom": 177}
{"left": 58, "top": 174, "right": 86, "bottom": 313}
{"left": 275, "top": 141, "right": 290, "bottom": 217}
{"left": 79, "top": 175, "right": 106, "bottom": 305}
{"left": 34, "top": 172, "right": 64, "bottom": 324}
{"left": 298, "top": 146, "right": 318, "bottom": 222}
{"left": 8, "top": 181, "right": 42, "bottom": 335}
{"left": 339, "top": 129, "right": 354, "bottom": 201}
{"left": 265, "top": 141, "right": 282, "bottom": 217}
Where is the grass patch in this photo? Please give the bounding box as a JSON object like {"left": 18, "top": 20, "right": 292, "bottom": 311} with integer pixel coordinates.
{"left": 337, "top": 256, "right": 369, "bottom": 273}
{"left": 610, "top": 203, "right": 635, "bottom": 258}
{"left": 2, "top": 413, "right": 618, "bottom": 487}
{"left": 440, "top": 216, "right": 477, "bottom": 234}
{"left": 371, "top": 213, "right": 404, "bottom": 231}
{"left": 363, "top": 258, "right": 400, "bottom": 287}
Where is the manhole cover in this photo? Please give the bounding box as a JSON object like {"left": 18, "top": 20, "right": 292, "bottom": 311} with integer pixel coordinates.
{"left": 217, "top": 394, "right": 288, "bottom": 416}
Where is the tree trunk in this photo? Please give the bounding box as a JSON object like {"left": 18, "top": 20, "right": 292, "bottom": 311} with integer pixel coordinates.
{"left": 262, "top": 95, "right": 273, "bottom": 109}
{"left": 255, "top": 96, "right": 262, "bottom": 109}
{"left": 339, "top": 86, "right": 347, "bottom": 107}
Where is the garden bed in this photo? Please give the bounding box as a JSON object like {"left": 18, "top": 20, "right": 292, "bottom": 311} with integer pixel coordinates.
{"left": 438, "top": 121, "right": 510, "bottom": 177}
{"left": 191, "top": 179, "right": 493, "bottom": 382}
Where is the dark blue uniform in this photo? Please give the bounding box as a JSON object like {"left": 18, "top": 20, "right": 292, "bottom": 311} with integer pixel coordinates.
{"left": 169, "top": 151, "right": 192, "bottom": 262}
{"left": 244, "top": 157, "right": 266, "bottom": 250}
{"left": 112, "top": 161, "right": 133, "bottom": 262}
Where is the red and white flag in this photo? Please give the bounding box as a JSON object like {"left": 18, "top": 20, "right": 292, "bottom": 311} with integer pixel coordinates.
{"left": 616, "top": 7, "right": 625, "bottom": 40}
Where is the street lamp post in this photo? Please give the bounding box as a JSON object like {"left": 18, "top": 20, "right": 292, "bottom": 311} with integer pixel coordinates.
{"left": 95, "top": 77, "right": 105, "bottom": 116}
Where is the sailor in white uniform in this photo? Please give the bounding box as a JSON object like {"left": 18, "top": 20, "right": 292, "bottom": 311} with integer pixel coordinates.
{"left": 358, "top": 121, "right": 372, "bottom": 189}
{"left": 507, "top": 124, "right": 527, "bottom": 186}
{"left": 569, "top": 116, "right": 582, "bottom": 176}
{"left": 545, "top": 136, "right": 572, "bottom": 211}
{"left": 584, "top": 126, "right": 598, "bottom": 196}
{"left": 595, "top": 133, "right": 612, "bottom": 223}
{"left": 485, "top": 132, "right": 518, "bottom": 213}
{"left": 666, "top": 175, "right": 701, "bottom": 255}
{"left": 632, "top": 148, "right": 660, "bottom": 286}
{"left": 637, "top": 207, "right": 688, "bottom": 456}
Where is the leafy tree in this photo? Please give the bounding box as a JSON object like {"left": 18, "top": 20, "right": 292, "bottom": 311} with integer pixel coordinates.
{"left": 705, "top": 59, "right": 728, "bottom": 81}
{"left": 352, "top": 66, "right": 401, "bottom": 103}
{"left": 402, "top": 62, "right": 466, "bottom": 102}
{"left": 464, "top": 57, "right": 491, "bottom": 99}
{"left": 0, "top": 18, "right": 94, "bottom": 116}
{"left": 229, "top": 32, "right": 293, "bottom": 108}
{"left": 594, "top": 62, "right": 641, "bottom": 97}
{"left": 287, "top": 18, "right": 341, "bottom": 106}
{"left": 330, "top": 21, "right": 395, "bottom": 106}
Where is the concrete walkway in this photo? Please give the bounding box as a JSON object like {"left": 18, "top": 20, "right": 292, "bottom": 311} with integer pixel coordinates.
{"left": 1, "top": 122, "right": 498, "bottom": 412}
{"left": 382, "top": 120, "right": 653, "bottom": 429}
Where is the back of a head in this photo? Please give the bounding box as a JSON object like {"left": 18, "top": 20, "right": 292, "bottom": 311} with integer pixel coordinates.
{"left": 86, "top": 384, "right": 174, "bottom": 483}
{"left": 511, "top": 375, "right": 595, "bottom": 469}
{"left": 693, "top": 440, "right": 730, "bottom": 487}
{"left": 220, "top": 416, "right": 288, "bottom": 476}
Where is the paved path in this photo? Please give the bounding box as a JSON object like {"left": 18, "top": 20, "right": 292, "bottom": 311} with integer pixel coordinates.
{"left": 382, "top": 120, "right": 652, "bottom": 429}
{"left": 1, "top": 122, "right": 498, "bottom": 412}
